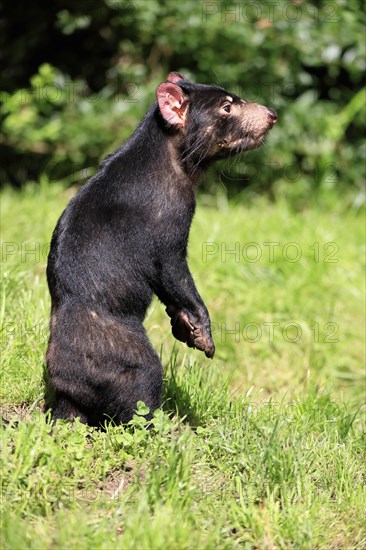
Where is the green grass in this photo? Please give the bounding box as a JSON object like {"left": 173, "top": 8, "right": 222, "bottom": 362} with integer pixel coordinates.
{"left": 1, "top": 182, "right": 365, "bottom": 549}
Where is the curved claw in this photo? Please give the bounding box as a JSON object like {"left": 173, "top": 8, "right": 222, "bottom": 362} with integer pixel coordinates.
{"left": 166, "top": 305, "right": 215, "bottom": 358}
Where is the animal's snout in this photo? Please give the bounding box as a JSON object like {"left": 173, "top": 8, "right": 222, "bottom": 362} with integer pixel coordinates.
{"left": 267, "top": 108, "right": 278, "bottom": 125}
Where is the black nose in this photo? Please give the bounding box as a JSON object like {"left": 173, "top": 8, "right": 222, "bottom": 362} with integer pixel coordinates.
{"left": 267, "top": 108, "right": 277, "bottom": 124}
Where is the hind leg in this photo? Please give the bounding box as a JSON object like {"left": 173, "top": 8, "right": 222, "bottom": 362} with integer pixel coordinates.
{"left": 46, "top": 302, "right": 163, "bottom": 426}
{"left": 108, "top": 357, "right": 163, "bottom": 425}
{"left": 51, "top": 393, "right": 88, "bottom": 424}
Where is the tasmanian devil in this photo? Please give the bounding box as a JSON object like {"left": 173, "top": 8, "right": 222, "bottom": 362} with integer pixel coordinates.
{"left": 45, "top": 72, "right": 277, "bottom": 426}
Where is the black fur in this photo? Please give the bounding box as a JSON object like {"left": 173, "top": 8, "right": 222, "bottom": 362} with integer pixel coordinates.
{"left": 45, "top": 73, "right": 276, "bottom": 426}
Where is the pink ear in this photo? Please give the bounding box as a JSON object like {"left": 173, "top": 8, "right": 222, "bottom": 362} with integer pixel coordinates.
{"left": 157, "top": 83, "right": 188, "bottom": 127}
{"left": 167, "top": 72, "right": 187, "bottom": 84}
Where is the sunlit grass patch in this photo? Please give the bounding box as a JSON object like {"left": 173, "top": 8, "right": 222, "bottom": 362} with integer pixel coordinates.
{"left": 1, "top": 183, "right": 365, "bottom": 548}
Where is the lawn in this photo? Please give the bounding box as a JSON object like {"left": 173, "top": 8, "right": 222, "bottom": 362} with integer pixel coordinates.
{"left": 1, "top": 182, "right": 365, "bottom": 549}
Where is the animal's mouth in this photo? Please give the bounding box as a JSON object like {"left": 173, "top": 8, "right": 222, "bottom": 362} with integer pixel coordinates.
{"left": 224, "top": 126, "right": 273, "bottom": 152}
{"left": 243, "top": 130, "right": 270, "bottom": 150}
{"left": 215, "top": 115, "right": 277, "bottom": 156}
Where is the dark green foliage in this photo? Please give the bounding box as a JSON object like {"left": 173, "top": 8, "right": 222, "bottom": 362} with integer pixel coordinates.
{"left": 1, "top": 0, "right": 365, "bottom": 204}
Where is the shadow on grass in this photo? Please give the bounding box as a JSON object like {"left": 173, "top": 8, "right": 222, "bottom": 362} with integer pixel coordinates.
{"left": 162, "top": 348, "right": 225, "bottom": 427}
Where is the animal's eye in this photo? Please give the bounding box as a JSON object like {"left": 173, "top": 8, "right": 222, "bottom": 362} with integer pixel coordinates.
{"left": 222, "top": 103, "right": 232, "bottom": 114}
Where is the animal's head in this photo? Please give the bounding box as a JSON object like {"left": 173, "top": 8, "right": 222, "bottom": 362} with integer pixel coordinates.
{"left": 156, "top": 72, "right": 277, "bottom": 165}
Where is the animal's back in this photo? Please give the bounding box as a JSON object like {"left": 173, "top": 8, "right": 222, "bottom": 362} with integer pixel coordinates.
{"left": 47, "top": 166, "right": 157, "bottom": 317}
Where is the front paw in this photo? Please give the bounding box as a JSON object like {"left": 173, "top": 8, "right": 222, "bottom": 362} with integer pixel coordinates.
{"left": 166, "top": 305, "right": 215, "bottom": 359}
{"left": 192, "top": 327, "right": 215, "bottom": 359}
{"left": 166, "top": 305, "right": 195, "bottom": 345}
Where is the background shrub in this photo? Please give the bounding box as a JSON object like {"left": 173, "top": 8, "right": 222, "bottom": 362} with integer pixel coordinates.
{"left": 0, "top": 0, "right": 365, "bottom": 206}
